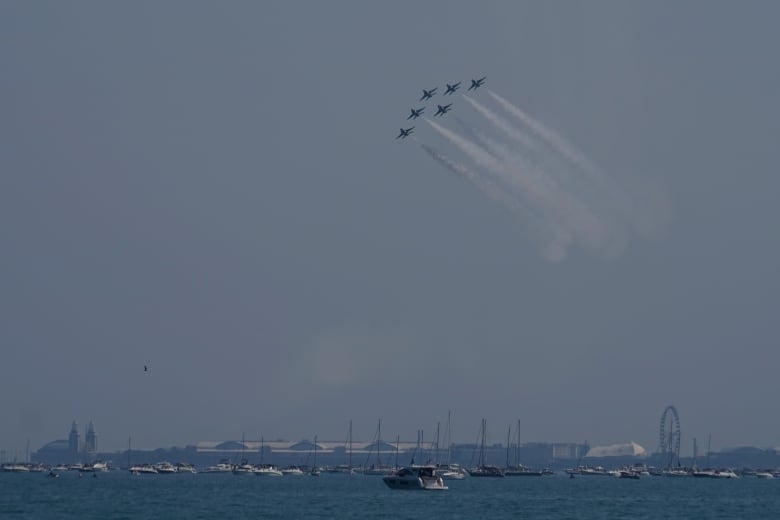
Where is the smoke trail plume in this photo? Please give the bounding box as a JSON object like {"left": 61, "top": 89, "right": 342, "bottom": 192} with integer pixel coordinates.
{"left": 425, "top": 117, "right": 614, "bottom": 257}
{"left": 487, "top": 90, "right": 603, "bottom": 180}
{"left": 417, "top": 139, "right": 571, "bottom": 261}
{"left": 487, "top": 89, "right": 666, "bottom": 244}
{"left": 462, "top": 94, "right": 536, "bottom": 151}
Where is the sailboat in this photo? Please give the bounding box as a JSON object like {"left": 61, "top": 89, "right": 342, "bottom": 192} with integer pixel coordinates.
{"left": 232, "top": 433, "right": 255, "bottom": 476}
{"left": 436, "top": 411, "right": 466, "bottom": 480}
{"left": 362, "top": 419, "right": 393, "bottom": 475}
{"left": 468, "top": 419, "right": 504, "bottom": 477}
{"left": 309, "top": 435, "right": 321, "bottom": 476}
{"left": 504, "top": 420, "right": 547, "bottom": 476}
{"left": 254, "top": 437, "right": 283, "bottom": 477}
{"left": 324, "top": 420, "right": 354, "bottom": 474}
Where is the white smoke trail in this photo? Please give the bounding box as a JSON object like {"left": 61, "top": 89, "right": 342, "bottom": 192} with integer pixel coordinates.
{"left": 417, "top": 139, "right": 571, "bottom": 261}
{"left": 416, "top": 138, "right": 521, "bottom": 213}
{"left": 461, "top": 94, "right": 536, "bottom": 151}
{"left": 488, "top": 89, "right": 665, "bottom": 245}
{"left": 487, "top": 90, "right": 603, "bottom": 181}
{"left": 425, "top": 117, "right": 615, "bottom": 257}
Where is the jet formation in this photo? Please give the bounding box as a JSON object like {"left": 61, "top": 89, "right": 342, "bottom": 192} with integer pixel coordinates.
{"left": 397, "top": 77, "right": 485, "bottom": 139}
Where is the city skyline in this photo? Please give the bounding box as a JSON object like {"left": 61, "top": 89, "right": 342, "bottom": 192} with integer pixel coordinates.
{"left": 7, "top": 405, "right": 774, "bottom": 458}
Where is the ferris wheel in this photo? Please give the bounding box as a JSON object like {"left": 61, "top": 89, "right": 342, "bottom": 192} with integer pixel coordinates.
{"left": 658, "top": 405, "right": 681, "bottom": 465}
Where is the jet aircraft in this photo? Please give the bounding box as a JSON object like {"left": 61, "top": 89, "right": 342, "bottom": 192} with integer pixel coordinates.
{"left": 434, "top": 103, "right": 453, "bottom": 116}
{"left": 444, "top": 82, "right": 461, "bottom": 95}
{"left": 407, "top": 107, "right": 425, "bottom": 120}
{"left": 396, "top": 126, "right": 415, "bottom": 139}
{"left": 420, "top": 88, "right": 437, "bottom": 101}
{"left": 468, "top": 76, "right": 487, "bottom": 91}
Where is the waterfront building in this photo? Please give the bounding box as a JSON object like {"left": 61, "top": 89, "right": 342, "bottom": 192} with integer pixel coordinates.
{"left": 85, "top": 421, "right": 98, "bottom": 453}
{"left": 68, "top": 421, "right": 80, "bottom": 454}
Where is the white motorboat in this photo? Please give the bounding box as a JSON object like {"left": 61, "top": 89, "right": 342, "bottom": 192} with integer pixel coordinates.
{"left": 176, "top": 463, "right": 197, "bottom": 474}
{"left": 154, "top": 462, "right": 178, "bottom": 474}
{"left": 80, "top": 461, "right": 109, "bottom": 472}
{"left": 254, "top": 464, "right": 283, "bottom": 477}
{"left": 201, "top": 461, "right": 233, "bottom": 473}
{"left": 756, "top": 471, "right": 774, "bottom": 479}
{"left": 232, "top": 461, "right": 255, "bottom": 476}
{"left": 693, "top": 469, "right": 739, "bottom": 478}
{"left": 383, "top": 465, "right": 448, "bottom": 490}
{"left": 281, "top": 466, "right": 305, "bottom": 476}
{"left": 2, "top": 464, "right": 30, "bottom": 473}
{"left": 436, "top": 464, "right": 467, "bottom": 480}
{"left": 128, "top": 464, "right": 158, "bottom": 475}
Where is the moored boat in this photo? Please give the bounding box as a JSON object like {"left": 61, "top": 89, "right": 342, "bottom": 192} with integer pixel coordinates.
{"left": 254, "top": 464, "right": 283, "bottom": 477}
{"left": 383, "top": 465, "right": 448, "bottom": 490}
{"left": 128, "top": 464, "right": 158, "bottom": 475}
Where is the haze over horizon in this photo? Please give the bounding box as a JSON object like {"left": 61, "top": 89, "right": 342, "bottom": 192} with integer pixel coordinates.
{"left": 2, "top": 1, "right": 779, "bottom": 455}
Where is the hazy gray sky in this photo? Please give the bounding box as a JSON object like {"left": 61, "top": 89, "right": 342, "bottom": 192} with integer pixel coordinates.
{"left": 2, "top": 1, "right": 779, "bottom": 455}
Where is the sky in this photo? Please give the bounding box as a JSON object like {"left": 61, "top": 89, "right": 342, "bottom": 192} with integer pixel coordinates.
{"left": 1, "top": 1, "right": 779, "bottom": 456}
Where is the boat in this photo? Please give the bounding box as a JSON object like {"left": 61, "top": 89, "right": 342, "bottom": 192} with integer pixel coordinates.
{"left": 253, "top": 437, "right": 283, "bottom": 476}
{"left": 176, "top": 463, "right": 197, "bottom": 474}
{"left": 619, "top": 469, "right": 640, "bottom": 479}
{"left": 436, "top": 463, "right": 467, "bottom": 480}
{"left": 1, "top": 464, "right": 30, "bottom": 473}
{"left": 504, "top": 465, "right": 546, "bottom": 477}
{"left": 128, "top": 464, "right": 158, "bottom": 474}
{"left": 434, "top": 412, "right": 467, "bottom": 480}
{"left": 154, "top": 461, "right": 178, "bottom": 474}
{"left": 201, "top": 460, "right": 233, "bottom": 473}
{"left": 692, "top": 468, "right": 739, "bottom": 478}
{"left": 80, "top": 461, "right": 109, "bottom": 472}
{"left": 254, "top": 464, "right": 283, "bottom": 477}
{"left": 566, "top": 465, "right": 610, "bottom": 476}
{"left": 310, "top": 435, "right": 321, "bottom": 476}
{"left": 232, "top": 459, "right": 255, "bottom": 476}
{"left": 469, "top": 419, "right": 505, "bottom": 477}
{"left": 360, "top": 420, "right": 394, "bottom": 475}
{"left": 281, "top": 466, "right": 305, "bottom": 476}
{"left": 756, "top": 471, "right": 774, "bottom": 479}
{"left": 383, "top": 465, "right": 448, "bottom": 490}
{"left": 663, "top": 468, "right": 692, "bottom": 477}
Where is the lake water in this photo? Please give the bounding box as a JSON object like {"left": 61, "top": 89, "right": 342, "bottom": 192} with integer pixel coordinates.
{"left": 1, "top": 471, "right": 777, "bottom": 519}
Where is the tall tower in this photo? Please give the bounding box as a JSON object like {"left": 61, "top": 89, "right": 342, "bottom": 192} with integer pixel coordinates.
{"left": 85, "top": 421, "right": 98, "bottom": 453}
{"left": 68, "top": 421, "right": 80, "bottom": 454}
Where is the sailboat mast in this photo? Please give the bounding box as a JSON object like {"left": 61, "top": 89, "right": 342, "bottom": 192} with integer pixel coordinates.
{"left": 348, "top": 420, "right": 353, "bottom": 470}
{"left": 516, "top": 419, "right": 521, "bottom": 467}
{"left": 395, "top": 435, "right": 400, "bottom": 469}
{"left": 435, "top": 422, "right": 440, "bottom": 465}
{"left": 377, "top": 419, "right": 382, "bottom": 467}
{"left": 506, "top": 425, "right": 511, "bottom": 468}
{"left": 480, "top": 418, "right": 487, "bottom": 467}
{"left": 447, "top": 410, "right": 452, "bottom": 465}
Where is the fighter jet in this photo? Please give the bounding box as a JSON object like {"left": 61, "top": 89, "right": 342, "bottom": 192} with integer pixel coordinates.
{"left": 406, "top": 107, "right": 425, "bottom": 120}
{"left": 420, "top": 88, "right": 437, "bottom": 101}
{"left": 467, "top": 77, "right": 487, "bottom": 91}
{"left": 444, "top": 82, "right": 461, "bottom": 95}
{"left": 434, "top": 103, "right": 453, "bottom": 116}
{"left": 396, "top": 126, "right": 415, "bottom": 139}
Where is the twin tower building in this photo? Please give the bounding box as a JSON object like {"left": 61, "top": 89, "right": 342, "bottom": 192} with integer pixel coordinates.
{"left": 68, "top": 420, "right": 98, "bottom": 454}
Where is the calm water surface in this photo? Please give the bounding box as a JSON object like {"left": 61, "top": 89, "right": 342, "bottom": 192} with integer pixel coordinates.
{"left": 1, "top": 472, "right": 778, "bottom": 519}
